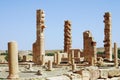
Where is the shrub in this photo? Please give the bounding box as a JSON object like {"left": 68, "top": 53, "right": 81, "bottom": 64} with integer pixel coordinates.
{"left": 45, "top": 53, "right": 54, "bottom": 56}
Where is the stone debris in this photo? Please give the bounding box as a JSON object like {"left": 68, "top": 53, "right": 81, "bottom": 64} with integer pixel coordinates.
{"left": 99, "top": 69, "right": 108, "bottom": 79}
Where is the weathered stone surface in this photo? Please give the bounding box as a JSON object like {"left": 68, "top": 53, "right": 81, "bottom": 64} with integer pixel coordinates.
{"left": 33, "top": 9, "right": 46, "bottom": 65}
{"left": 108, "top": 69, "right": 120, "bottom": 78}
{"left": 99, "top": 69, "right": 108, "bottom": 79}
{"left": 64, "top": 20, "right": 72, "bottom": 53}
{"left": 76, "top": 69, "right": 91, "bottom": 80}
{"left": 56, "top": 52, "right": 61, "bottom": 65}
{"left": 103, "top": 12, "right": 112, "bottom": 61}
{"left": 22, "top": 55, "right": 27, "bottom": 62}
{"left": 86, "top": 66, "right": 99, "bottom": 80}
{"left": 83, "top": 31, "right": 97, "bottom": 66}
{"left": 7, "top": 41, "right": 19, "bottom": 79}
{"left": 68, "top": 49, "right": 81, "bottom": 64}
{"left": 97, "top": 57, "right": 104, "bottom": 67}
{"left": 72, "top": 63, "right": 76, "bottom": 71}
{"left": 114, "top": 43, "right": 118, "bottom": 68}
{"left": 47, "top": 60, "right": 52, "bottom": 71}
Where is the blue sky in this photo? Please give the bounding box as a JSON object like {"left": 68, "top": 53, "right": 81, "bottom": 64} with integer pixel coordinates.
{"left": 0, "top": 1, "right": 120, "bottom": 50}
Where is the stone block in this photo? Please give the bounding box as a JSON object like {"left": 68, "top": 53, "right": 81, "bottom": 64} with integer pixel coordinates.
{"left": 108, "top": 69, "right": 120, "bottom": 78}
{"left": 99, "top": 69, "right": 108, "bottom": 79}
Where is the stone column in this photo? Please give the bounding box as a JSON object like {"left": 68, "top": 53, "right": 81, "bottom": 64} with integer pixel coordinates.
{"left": 78, "top": 51, "right": 80, "bottom": 58}
{"left": 42, "top": 54, "right": 45, "bottom": 65}
{"left": 54, "top": 53, "right": 57, "bottom": 64}
{"left": 33, "top": 9, "right": 46, "bottom": 65}
{"left": 72, "top": 63, "right": 76, "bottom": 71}
{"left": 114, "top": 43, "right": 118, "bottom": 68}
{"left": 64, "top": 20, "right": 72, "bottom": 53}
{"left": 7, "top": 41, "right": 19, "bottom": 79}
{"left": 47, "top": 60, "right": 52, "bottom": 71}
{"left": 23, "top": 55, "right": 26, "bottom": 62}
{"left": 71, "top": 50, "right": 74, "bottom": 64}
{"left": 56, "top": 52, "right": 61, "bottom": 65}
{"left": 103, "top": 12, "right": 112, "bottom": 61}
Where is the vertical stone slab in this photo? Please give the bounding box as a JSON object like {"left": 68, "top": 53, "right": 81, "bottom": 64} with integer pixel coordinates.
{"left": 7, "top": 41, "right": 19, "bottom": 79}
{"left": 64, "top": 20, "right": 72, "bottom": 53}
{"left": 77, "top": 51, "right": 80, "bottom": 58}
{"left": 114, "top": 42, "right": 118, "bottom": 68}
{"left": 103, "top": 12, "right": 112, "bottom": 61}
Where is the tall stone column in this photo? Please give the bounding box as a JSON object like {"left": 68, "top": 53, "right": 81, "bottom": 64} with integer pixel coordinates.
{"left": 114, "top": 43, "right": 118, "bottom": 68}
{"left": 64, "top": 20, "right": 72, "bottom": 53}
{"left": 103, "top": 12, "right": 112, "bottom": 61}
{"left": 33, "top": 9, "right": 46, "bottom": 65}
{"left": 7, "top": 41, "right": 19, "bottom": 79}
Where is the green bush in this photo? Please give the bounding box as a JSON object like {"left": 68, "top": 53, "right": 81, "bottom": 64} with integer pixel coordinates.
{"left": 5, "top": 54, "right": 22, "bottom": 62}
{"left": 0, "top": 53, "right": 8, "bottom": 55}
{"left": 45, "top": 53, "right": 54, "bottom": 56}
{"left": 97, "top": 51, "right": 104, "bottom": 54}
{"left": 118, "top": 49, "right": 120, "bottom": 59}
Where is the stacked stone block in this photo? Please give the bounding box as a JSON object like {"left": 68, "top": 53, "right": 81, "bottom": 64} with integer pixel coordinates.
{"left": 64, "top": 20, "right": 72, "bottom": 53}
{"left": 33, "top": 9, "right": 46, "bottom": 65}
{"left": 103, "top": 12, "right": 112, "bottom": 61}
{"left": 83, "top": 31, "right": 97, "bottom": 66}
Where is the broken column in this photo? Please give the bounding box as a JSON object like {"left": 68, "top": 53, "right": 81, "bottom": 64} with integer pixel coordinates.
{"left": 83, "top": 31, "right": 97, "bottom": 66}
{"left": 23, "top": 55, "right": 26, "bottom": 62}
{"left": 71, "top": 50, "right": 74, "bottom": 64}
{"left": 42, "top": 54, "right": 45, "bottom": 65}
{"left": 54, "top": 53, "right": 57, "bottom": 64}
{"left": 103, "top": 12, "right": 112, "bottom": 61}
{"left": 64, "top": 20, "right": 72, "bottom": 53}
{"left": 7, "top": 41, "right": 19, "bottom": 79}
{"left": 47, "top": 60, "right": 52, "bottom": 71}
{"left": 72, "top": 63, "right": 76, "bottom": 71}
{"left": 114, "top": 42, "right": 118, "bottom": 68}
{"left": 56, "top": 52, "right": 61, "bottom": 65}
{"left": 33, "top": 9, "right": 46, "bottom": 65}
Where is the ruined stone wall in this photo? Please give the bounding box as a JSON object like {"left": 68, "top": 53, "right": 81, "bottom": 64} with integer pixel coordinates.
{"left": 83, "top": 31, "right": 97, "bottom": 65}
{"left": 33, "top": 9, "right": 46, "bottom": 64}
